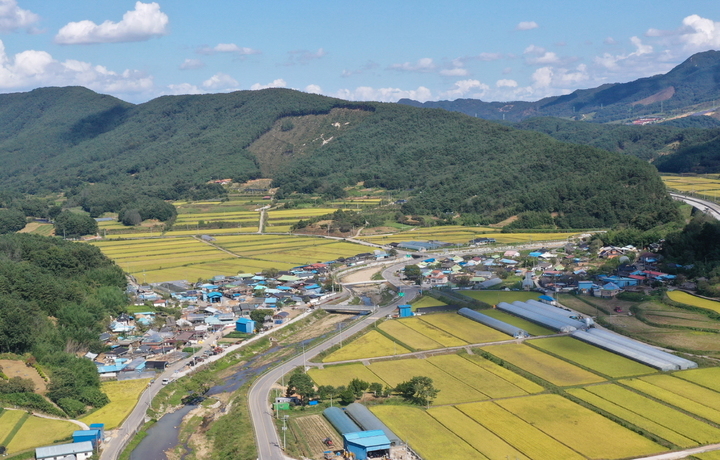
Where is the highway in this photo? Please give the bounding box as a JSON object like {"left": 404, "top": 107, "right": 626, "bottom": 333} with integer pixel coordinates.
{"left": 247, "top": 260, "right": 419, "bottom": 460}
{"left": 670, "top": 192, "right": 720, "bottom": 220}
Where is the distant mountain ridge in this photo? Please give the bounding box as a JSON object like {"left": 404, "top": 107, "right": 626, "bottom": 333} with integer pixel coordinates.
{"left": 399, "top": 50, "right": 720, "bottom": 123}
{"left": 0, "top": 85, "right": 677, "bottom": 229}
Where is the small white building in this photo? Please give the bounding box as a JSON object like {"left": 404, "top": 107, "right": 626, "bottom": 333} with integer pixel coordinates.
{"left": 35, "top": 441, "right": 93, "bottom": 460}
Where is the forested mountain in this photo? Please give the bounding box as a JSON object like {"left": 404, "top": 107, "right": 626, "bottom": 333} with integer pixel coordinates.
{"left": 0, "top": 85, "right": 677, "bottom": 228}
{"left": 399, "top": 50, "right": 720, "bottom": 123}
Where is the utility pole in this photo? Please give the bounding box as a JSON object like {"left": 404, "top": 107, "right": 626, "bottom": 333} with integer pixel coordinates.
{"left": 282, "top": 415, "right": 289, "bottom": 450}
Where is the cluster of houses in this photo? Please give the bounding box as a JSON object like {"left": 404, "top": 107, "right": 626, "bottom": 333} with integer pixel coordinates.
{"left": 93, "top": 262, "right": 352, "bottom": 380}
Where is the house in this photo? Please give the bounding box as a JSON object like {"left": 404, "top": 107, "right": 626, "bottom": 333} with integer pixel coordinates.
{"left": 599, "top": 282, "right": 622, "bottom": 298}
{"left": 470, "top": 237, "right": 496, "bottom": 245}
{"left": 35, "top": 441, "right": 94, "bottom": 460}
{"left": 425, "top": 270, "right": 448, "bottom": 286}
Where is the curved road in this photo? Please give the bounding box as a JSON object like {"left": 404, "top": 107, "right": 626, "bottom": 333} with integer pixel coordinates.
{"left": 670, "top": 192, "right": 720, "bottom": 220}
{"left": 248, "top": 261, "right": 419, "bottom": 460}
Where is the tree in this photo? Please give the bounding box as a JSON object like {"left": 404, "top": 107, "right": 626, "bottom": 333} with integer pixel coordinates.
{"left": 348, "top": 378, "right": 369, "bottom": 399}
{"left": 368, "top": 382, "right": 383, "bottom": 396}
{"left": 285, "top": 369, "right": 315, "bottom": 405}
{"left": 0, "top": 209, "right": 26, "bottom": 234}
{"left": 395, "top": 376, "right": 439, "bottom": 408}
{"left": 404, "top": 264, "right": 422, "bottom": 281}
{"left": 54, "top": 211, "right": 98, "bottom": 238}
{"left": 250, "top": 309, "right": 273, "bottom": 325}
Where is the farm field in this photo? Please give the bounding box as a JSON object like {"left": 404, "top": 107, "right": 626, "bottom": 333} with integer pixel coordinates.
{"left": 0, "top": 409, "right": 25, "bottom": 444}
{"left": 308, "top": 363, "right": 386, "bottom": 388}
{"left": 480, "top": 309, "right": 555, "bottom": 336}
{"left": 368, "top": 358, "right": 487, "bottom": 405}
{"left": 80, "top": 379, "right": 151, "bottom": 429}
{"left": 631, "top": 373, "right": 720, "bottom": 413}
{"left": 320, "top": 330, "right": 410, "bottom": 363}
{"left": 480, "top": 343, "right": 606, "bottom": 386}
{"left": 291, "top": 415, "right": 342, "bottom": 459}
{"left": 496, "top": 394, "right": 664, "bottom": 459}
{"left": 667, "top": 290, "right": 720, "bottom": 314}
{"left": 574, "top": 384, "right": 720, "bottom": 445}
{"left": 675, "top": 366, "right": 720, "bottom": 392}
{"left": 399, "top": 317, "right": 466, "bottom": 347}
{"left": 19, "top": 222, "right": 54, "bottom": 235}
{"left": 360, "top": 226, "right": 581, "bottom": 245}
{"left": 426, "top": 354, "right": 530, "bottom": 399}
{"left": 419, "top": 313, "right": 510, "bottom": 344}
{"left": 410, "top": 296, "right": 447, "bottom": 311}
{"left": 621, "top": 377, "right": 720, "bottom": 424}
{"left": 457, "top": 401, "right": 585, "bottom": 460}
{"left": 460, "top": 290, "right": 544, "bottom": 305}
{"left": 378, "top": 320, "right": 444, "bottom": 350}
{"left": 461, "top": 353, "right": 545, "bottom": 393}
{"left": 371, "top": 405, "right": 486, "bottom": 460}
{"left": 5, "top": 414, "right": 77, "bottom": 454}
{"left": 426, "top": 406, "right": 529, "bottom": 460}
{"left": 528, "top": 336, "right": 656, "bottom": 378}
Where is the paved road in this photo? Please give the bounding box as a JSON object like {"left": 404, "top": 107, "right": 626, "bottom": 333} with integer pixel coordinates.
{"left": 670, "top": 192, "right": 720, "bottom": 220}
{"left": 248, "top": 261, "right": 420, "bottom": 460}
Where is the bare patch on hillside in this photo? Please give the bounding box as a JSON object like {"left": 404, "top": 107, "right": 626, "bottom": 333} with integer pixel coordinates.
{"left": 0, "top": 359, "right": 47, "bottom": 393}
{"left": 631, "top": 86, "right": 675, "bottom": 106}
{"left": 248, "top": 108, "right": 372, "bottom": 177}
{"left": 489, "top": 215, "right": 518, "bottom": 227}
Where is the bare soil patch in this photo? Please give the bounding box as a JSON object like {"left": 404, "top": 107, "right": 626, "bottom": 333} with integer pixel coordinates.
{"left": 292, "top": 414, "right": 342, "bottom": 459}
{"left": 0, "top": 360, "right": 46, "bottom": 393}
{"left": 342, "top": 266, "right": 381, "bottom": 284}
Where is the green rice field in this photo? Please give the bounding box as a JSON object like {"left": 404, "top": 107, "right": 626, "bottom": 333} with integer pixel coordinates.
{"left": 460, "top": 290, "right": 543, "bottom": 305}
{"left": 667, "top": 290, "right": 720, "bottom": 314}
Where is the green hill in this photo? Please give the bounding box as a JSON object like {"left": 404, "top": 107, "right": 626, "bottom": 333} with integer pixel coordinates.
{"left": 0, "top": 86, "right": 678, "bottom": 228}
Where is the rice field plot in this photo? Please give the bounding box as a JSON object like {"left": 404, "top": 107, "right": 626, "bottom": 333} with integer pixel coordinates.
{"left": 378, "top": 320, "right": 444, "bottom": 350}
{"left": 622, "top": 377, "right": 720, "bottom": 424}
{"left": 264, "top": 224, "right": 293, "bottom": 233}
{"left": 307, "top": 363, "right": 386, "bottom": 388}
{"left": 369, "top": 358, "right": 486, "bottom": 405}
{"left": 461, "top": 353, "right": 545, "bottom": 393}
{"left": 267, "top": 208, "right": 339, "bottom": 219}
{"left": 371, "top": 405, "right": 485, "bottom": 460}
{"left": 80, "top": 379, "right": 151, "bottom": 429}
{"left": 460, "top": 290, "right": 543, "bottom": 305}
{"left": 426, "top": 354, "right": 529, "bottom": 399}
{"left": 667, "top": 290, "right": 720, "bottom": 314}
{"left": 418, "top": 313, "right": 510, "bottom": 344}
{"left": 457, "top": 401, "right": 585, "bottom": 460}
{"left": 675, "top": 367, "right": 720, "bottom": 392}
{"left": 410, "top": 296, "right": 446, "bottom": 311}
{"left": 480, "top": 343, "right": 606, "bottom": 386}
{"left": 321, "top": 330, "right": 409, "bottom": 363}
{"left": 501, "top": 394, "right": 665, "bottom": 459}
{"left": 398, "top": 317, "right": 467, "bottom": 347}
{"left": 0, "top": 410, "right": 25, "bottom": 443}
{"left": 566, "top": 387, "right": 698, "bottom": 448}
{"left": 427, "top": 406, "right": 528, "bottom": 460}
{"left": 6, "top": 415, "right": 77, "bottom": 453}
{"left": 480, "top": 309, "right": 555, "bottom": 336}
{"left": 20, "top": 222, "right": 55, "bottom": 235}
{"left": 695, "top": 451, "right": 720, "bottom": 460}
{"left": 631, "top": 374, "right": 720, "bottom": 413}
{"left": 583, "top": 383, "right": 720, "bottom": 445}
{"left": 529, "top": 336, "right": 655, "bottom": 378}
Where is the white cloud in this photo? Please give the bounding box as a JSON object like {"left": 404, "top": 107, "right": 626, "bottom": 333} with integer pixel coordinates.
{"left": 285, "top": 48, "right": 326, "bottom": 65}
{"left": 179, "top": 58, "right": 204, "bottom": 70}
{"left": 0, "top": 0, "right": 39, "bottom": 33}
{"left": 527, "top": 51, "right": 560, "bottom": 65}
{"left": 202, "top": 73, "right": 239, "bottom": 90}
{"left": 250, "top": 78, "right": 287, "bottom": 90}
{"left": 604, "top": 37, "right": 617, "bottom": 45}
{"left": 496, "top": 79, "right": 518, "bottom": 88}
{"left": 440, "top": 67, "right": 469, "bottom": 77}
{"left": 55, "top": 2, "right": 168, "bottom": 45}
{"left": 516, "top": 21, "right": 539, "bottom": 31}
{"left": 595, "top": 36, "right": 653, "bottom": 71}
{"left": 440, "top": 79, "right": 490, "bottom": 99}
{"left": 530, "top": 64, "right": 589, "bottom": 89}
{"left": 389, "top": 57, "right": 436, "bottom": 72}
{"left": 679, "top": 14, "right": 720, "bottom": 51}
{"left": 197, "top": 43, "right": 260, "bottom": 56}
{"left": 0, "top": 40, "right": 154, "bottom": 96}
{"left": 524, "top": 44, "right": 545, "bottom": 55}
{"left": 334, "top": 86, "right": 432, "bottom": 102}
{"left": 305, "top": 84, "right": 322, "bottom": 94}
{"left": 166, "top": 83, "right": 204, "bottom": 95}
{"left": 341, "top": 61, "right": 379, "bottom": 78}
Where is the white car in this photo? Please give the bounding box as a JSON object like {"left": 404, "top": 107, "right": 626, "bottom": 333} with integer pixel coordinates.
{"left": 162, "top": 378, "right": 170, "bottom": 385}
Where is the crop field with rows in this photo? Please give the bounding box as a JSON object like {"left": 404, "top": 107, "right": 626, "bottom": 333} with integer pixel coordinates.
{"left": 667, "top": 290, "right": 720, "bottom": 314}
{"left": 622, "top": 377, "right": 720, "bottom": 424}
{"left": 480, "top": 343, "right": 606, "bottom": 386}
{"left": 426, "top": 354, "right": 531, "bottom": 399}
{"left": 307, "top": 363, "right": 387, "bottom": 388}
{"left": 418, "top": 313, "right": 509, "bottom": 344}
{"left": 321, "top": 330, "right": 410, "bottom": 363}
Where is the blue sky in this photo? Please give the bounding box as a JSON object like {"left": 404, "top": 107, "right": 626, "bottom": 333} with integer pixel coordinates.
{"left": 1, "top": 0, "right": 719, "bottom": 103}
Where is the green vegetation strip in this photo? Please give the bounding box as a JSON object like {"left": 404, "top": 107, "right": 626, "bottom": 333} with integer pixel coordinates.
{"left": 1, "top": 412, "right": 29, "bottom": 448}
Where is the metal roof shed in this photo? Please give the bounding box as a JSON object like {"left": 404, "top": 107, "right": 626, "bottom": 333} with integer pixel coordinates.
{"left": 36, "top": 441, "right": 94, "bottom": 460}
{"left": 323, "top": 407, "right": 362, "bottom": 434}
{"left": 458, "top": 308, "right": 528, "bottom": 338}
{"left": 343, "top": 430, "right": 391, "bottom": 460}
{"left": 345, "top": 403, "right": 400, "bottom": 445}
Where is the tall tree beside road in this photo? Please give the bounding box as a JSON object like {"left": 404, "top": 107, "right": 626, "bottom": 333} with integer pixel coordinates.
{"left": 285, "top": 369, "right": 315, "bottom": 405}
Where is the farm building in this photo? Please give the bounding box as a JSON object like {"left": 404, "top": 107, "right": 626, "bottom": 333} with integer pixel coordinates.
{"left": 323, "top": 407, "right": 362, "bottom": 434}
{"left": 398, "top": 304, "right": 412, "bottom": 318}
{"left": 36, "top": 441, "right": 94, "bottom": 460}
{"left": 235, "top": 317, "right": 255, "bottom": 333}
{"left": 345, "top": 403, "right": 401, "bottom": 446}
{"left": 343, "top": 430, "right": 391, "bottom": 460}
{"left": 73, "top": 429, "right": 102, "bottom": 447}
{"left": 458, "top": 308, "right": 528, "bottom": 338}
